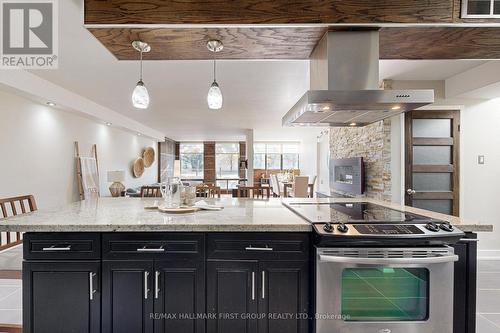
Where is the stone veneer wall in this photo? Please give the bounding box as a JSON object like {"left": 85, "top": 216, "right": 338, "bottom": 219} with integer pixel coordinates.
{"left": 329, "top": 119, "right": 392, "bottom": 201}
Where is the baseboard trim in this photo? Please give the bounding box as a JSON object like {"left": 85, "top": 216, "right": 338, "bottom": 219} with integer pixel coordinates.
{"left": 478, "top": 250, "right": 500, "bottom": 260}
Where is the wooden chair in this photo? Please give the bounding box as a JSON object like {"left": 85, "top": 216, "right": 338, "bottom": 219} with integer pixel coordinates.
{"left": 0, "top": 195, "right": 36, "bottom": 333}
{"left": 196, "top": 185, "right": 221, "bottom": 198}
{"left": 140, "top": 186, "right": 162, "bottom": 197}
{"left": 0, "top": 195, "right": 37, "bottom": 251}
{"left": 237, "top": 186, "right": 270, "bottom": 199}
{"left": 290, "top": 176, "right": 309, "bottom": 198}
{"left": 0, "top": 324, "right": 22, "bottom": 333}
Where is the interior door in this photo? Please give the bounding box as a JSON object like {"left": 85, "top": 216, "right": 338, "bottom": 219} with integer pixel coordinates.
{"left": 405, "top": 110, "right": 460, "bottom": 216}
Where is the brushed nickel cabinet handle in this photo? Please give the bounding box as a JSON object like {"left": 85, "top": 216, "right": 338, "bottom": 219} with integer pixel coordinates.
{"left": 144, "top": 271, "right": 150, "bottom": 299}
{"left": 245, "top": 246, "right": 273, "bottom": 251}
{"left": 89, "top": 272, "right": 96, "bottom": 300}
{"left": 42, "top": 245, "right": 71, "bottom": 251}
{"left": 262, "top": 271, "right": 265, "bottom": 299}
{"left": 251, "top": 272, "right": 255, "bottom": 301}
{"left": 137, "top": 246, "right": 165, "bottom": 252}
{"left": 155, "top": 271, "right": 160, "bottom": 299}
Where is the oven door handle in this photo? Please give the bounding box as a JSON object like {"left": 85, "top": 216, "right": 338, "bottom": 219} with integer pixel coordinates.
{"left": 318, "top": 254, "right": 458, "bottom": 265}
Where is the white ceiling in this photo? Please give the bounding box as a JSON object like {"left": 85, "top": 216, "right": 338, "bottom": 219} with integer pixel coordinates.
{"left": 27, "top": 0, "right": 488, "bottom": 141}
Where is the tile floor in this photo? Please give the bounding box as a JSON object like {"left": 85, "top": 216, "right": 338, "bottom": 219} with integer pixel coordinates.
{"left": 0, "top": 247, "right": 498, "bottom": 331}
{"left": 477, "top": 259, "right": 500, "bottom": 332}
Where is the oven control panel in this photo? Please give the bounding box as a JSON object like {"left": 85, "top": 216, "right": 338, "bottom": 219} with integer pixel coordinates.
{"left": 314, "top": 223, "right": 464, "bottom": 238}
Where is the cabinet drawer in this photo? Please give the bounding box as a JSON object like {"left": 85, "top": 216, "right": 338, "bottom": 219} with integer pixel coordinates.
{"left": 102, "top": 233, "right": 204, "bottom": 260}
{"left": 24, "top": 233, "right": 101, "bottom": 260}
{"left": 207, "top": 233, "right": 310, "bottom": 260}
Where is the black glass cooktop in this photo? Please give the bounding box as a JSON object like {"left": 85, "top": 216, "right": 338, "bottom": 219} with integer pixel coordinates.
{"left": 285, "top": 202, "right": 439, "bottom": 224}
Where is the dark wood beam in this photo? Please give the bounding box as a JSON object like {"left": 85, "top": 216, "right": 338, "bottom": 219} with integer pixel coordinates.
{"left": 379, "top": 27, "right": 500, "bottom": 59}
{"left": 84, "top": 0, "right": 454, "bottom": 25}
{"left": 89, "top": 27, "right": 500, "bottom": 60}
{"left": 88, "top": 27, "right": 327, "bottom": 60}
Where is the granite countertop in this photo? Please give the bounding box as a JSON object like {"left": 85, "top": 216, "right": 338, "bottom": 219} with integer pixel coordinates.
{"left": 0, "top": 197, "right": 492, "bottom": 233}
{"left": 0, "top": 197, "right": 312, "bottom": 232}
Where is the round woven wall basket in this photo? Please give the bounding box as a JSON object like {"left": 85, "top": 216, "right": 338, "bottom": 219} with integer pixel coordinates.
{"left": 143, "top": 147, "right": 155, "bottom": 168}
{"left": 133, "top": 157, "right": 145, "bottom": 178}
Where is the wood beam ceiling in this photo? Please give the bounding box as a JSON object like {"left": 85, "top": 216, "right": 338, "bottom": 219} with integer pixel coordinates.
{"left": 89, "top": 27, "right": 500, "bottom": 60}
{"left": 84, "top": 0, "right": 454, "bottom": 25}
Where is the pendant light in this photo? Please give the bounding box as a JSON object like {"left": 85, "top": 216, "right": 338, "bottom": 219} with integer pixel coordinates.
{"left": 206, "top": 40, "right": 223, "bottom": 110}
{"left": 131, "top": 41, "right": 151, "bottom": 109}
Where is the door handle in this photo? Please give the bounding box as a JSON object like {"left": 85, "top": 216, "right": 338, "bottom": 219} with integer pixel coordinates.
{"left": 406, "top": 188, "right": 416, "bottom": 195}
{"left": 89, "top": 272, "right": 97, "bottom": 300}
{"left": 144, "top": 271, "right": 150, "bottom": 299}
{"left": 318, "top": 253, "right": 458, "bottom": 265}
{"left": 251, "top": 272, "right": 255, "bottom": 301}
{"left": 154, "top": 271, "right": 160, "bottom": 299}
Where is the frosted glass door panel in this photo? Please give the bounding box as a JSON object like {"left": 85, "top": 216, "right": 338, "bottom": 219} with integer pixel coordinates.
{"left": 413, "top": 200, "right": 452, "bottom": 215}
{"left": 413, "top": 173, "right": 452, "bottom": 192}
{"left": 413, "top": 146, "right": 451, "bottom": 165}
{"left": 412, "top": 119, "right": 451, "bottom": 138}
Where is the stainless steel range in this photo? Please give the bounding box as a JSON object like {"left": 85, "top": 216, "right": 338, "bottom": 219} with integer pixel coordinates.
{"left": 284, "top": 201, "right": 465, "bottom": 333}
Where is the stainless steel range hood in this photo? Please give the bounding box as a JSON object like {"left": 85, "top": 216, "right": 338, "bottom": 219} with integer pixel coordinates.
{"left": 282, "top": 31, "right": 434, "bottom": 127}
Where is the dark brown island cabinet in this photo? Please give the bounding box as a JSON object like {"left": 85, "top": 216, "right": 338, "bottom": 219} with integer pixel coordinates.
{"left": 22, "top": 231, "right": 476, "bottom": 333}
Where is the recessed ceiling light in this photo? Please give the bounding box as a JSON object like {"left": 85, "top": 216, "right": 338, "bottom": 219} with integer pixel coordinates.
{"left": 349, "top": 122, "right": 357, "bottom": 126}
{"left": 391, "top": 105, "right": 401, "bottom": 110}
{"left": 137, "top": 133, "right": 142, "bottom": 136}
{"left": 46, "top": 102, "right": 56, "bottom": 106}
{"left": 106, "top": 122, "right": 112, "bottom": 126}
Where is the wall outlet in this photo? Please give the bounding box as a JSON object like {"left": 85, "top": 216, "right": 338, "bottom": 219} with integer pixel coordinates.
{"left": 478, "top": 155, "right": 485, "bottom": 165}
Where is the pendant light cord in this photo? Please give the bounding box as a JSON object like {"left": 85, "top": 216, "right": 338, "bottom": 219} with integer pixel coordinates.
{"left": 213, "top": 53, "right": 216, "bottom": 82}
{"left": 139, "top": 50, "right": 143, "bottom": 81}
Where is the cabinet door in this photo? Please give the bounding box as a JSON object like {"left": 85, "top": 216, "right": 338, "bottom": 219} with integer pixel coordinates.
{"left": 154, "top": 260, "right": 205, "bottom": 333}
{"left": 207, "top": 261, "right": 258, "bottom": 333}
{"left": 23, "top": 261, "right": 100, "bottom": 333}
{"left": 258, "top": 261, "right": 309, "bottom": 333}
{"left": 102, "top": 261, "right": 154, "bottom": 333}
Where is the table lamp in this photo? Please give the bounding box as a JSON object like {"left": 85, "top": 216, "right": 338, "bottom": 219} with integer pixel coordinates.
{"left": 108, "top": 170, "right": 125, "bottom": 197}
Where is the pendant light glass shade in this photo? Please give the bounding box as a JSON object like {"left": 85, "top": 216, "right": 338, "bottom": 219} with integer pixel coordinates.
{"left": 132, "top": 80, "right": 150, "bottom": 109}
{"left": 131, "top": 41, "right": 151, "bottom": 110}
{"left": 207, "top": 81, "right": 223, "bottom": 110}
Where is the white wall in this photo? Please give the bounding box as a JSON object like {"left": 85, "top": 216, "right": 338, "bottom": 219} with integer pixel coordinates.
{"left": 0, "top": 90, "right": 158, "bottom": 209}
{"left": 460, "top": 98, "right": 500, "bottom": 257}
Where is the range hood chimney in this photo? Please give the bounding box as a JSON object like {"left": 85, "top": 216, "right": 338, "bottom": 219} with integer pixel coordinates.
{"left": 282, "top": 31, "right": 434, "bottom": 127}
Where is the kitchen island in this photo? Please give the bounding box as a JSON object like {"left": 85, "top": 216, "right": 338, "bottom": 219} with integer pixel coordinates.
{"left": 0, "top": 197, "right": 492, "bottom": 333}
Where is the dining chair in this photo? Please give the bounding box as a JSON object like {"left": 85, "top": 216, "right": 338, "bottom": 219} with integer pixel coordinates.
{"left": 140, "top": 185, "right": 162, "bottom": 197}
{"left": 270, "top": 174, "right": 282, "bottom": 197}
{"left": 0, "top": 195, "right": 36, "bottom": 333}
{"left": 0, "top": 195, "right": 37, "bottom": 251}
{"left": 290, "top": 176, "right": 309, "bottom": 198}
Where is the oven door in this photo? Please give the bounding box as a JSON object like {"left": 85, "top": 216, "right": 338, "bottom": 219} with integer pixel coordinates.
{"left": 316, "top": 247, "right": 458, "bottom": 333}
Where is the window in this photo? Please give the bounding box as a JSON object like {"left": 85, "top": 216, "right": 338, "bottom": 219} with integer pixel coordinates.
{"left": 215, "top": 143, "right": 240, "bottom": 190}
{"left": 180, "top": 143, "right": 204, "bottom": 179}
{"left": 462, "top": 0, "right": 500, "bottom": 17}
{"left": 216, "top": 143, "right": 240, "bottom": 179}
{"left": 253, "top": 142, "right": 300, "bottom": 170}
